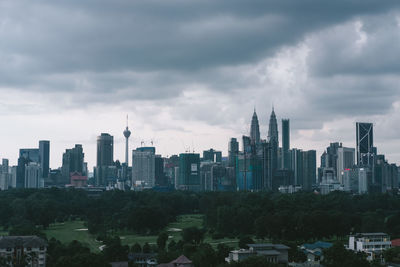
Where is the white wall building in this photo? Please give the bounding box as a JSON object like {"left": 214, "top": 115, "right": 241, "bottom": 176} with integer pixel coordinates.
{"left": 25, "top": 162, "right": 44, "bottom": 188}
{"left": 349, "top": 233, "right": 391, "bottom": 261}
{"left": 0, "top": 236, "right": 47, "bottom": 267}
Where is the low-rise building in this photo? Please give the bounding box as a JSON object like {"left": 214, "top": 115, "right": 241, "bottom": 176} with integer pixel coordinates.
{"left": 128, "top": 253, "right": 157, "bottom": 267}
{"left": 225, "top": 243, "right": 289, "bottom": 264}
{"left": 349, "top": 233, "right": 391, "bottom": 261}
{"left": 300, "top": 241, "right": 332, "bottom": 263}
{"left": 0, "top": 236, "right": 47, "bottom": 267}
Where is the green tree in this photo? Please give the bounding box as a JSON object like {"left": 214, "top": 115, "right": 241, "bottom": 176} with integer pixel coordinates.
{"left": 131, "top": 243, "right": 142, "bottom": 253}
{"left": 322, "top": 241, "right": 370, "bottom": 267}
{"left": 384, "top": 246, "right": 400, "bottom": 263}
{"left": 182, "top": 227, "right": 205, "bottom": 245}
{"left": 157, "top": 232, "right": 169, "bottom": 251}
{"left": 238, "top": 236, "right": 254, "bottom": 249}
{"left": 142, "top": 242, "right": 151, "bottom": 253}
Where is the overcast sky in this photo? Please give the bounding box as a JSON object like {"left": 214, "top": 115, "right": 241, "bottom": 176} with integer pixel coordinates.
{"left": 1, "top": 0, "right": 400, "bottom": 169}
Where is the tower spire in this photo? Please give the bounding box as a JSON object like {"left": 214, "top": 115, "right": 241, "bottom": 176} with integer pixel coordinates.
{"left": 123, "top": 115, "right": 132, "bottom": 167}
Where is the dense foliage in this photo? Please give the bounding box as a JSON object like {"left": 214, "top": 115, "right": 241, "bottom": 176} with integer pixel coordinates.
{"left": 321, "top": 241, "right": 370, "bottom": 267}
{"left": 1, "top": 189, "right": 400, "bottom": 242}
{"left": 2, "top": 189, "right": 400, "bottom": 266}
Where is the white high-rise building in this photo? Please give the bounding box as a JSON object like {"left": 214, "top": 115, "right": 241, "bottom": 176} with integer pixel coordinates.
{"left": 337, "top": 147, "right": 355, "bottom": 183}
{"left": 25, "top": 162, "right": 44, "bottom": 188}
{"left": 132, "top": 148, "right": 155, "bottom": 188}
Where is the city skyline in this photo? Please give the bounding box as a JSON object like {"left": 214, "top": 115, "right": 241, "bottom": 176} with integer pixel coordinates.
{"left": 0, "top": 111, "right": 397, "bottom": 171}
{"left": 1, "top": 1, "right": 400, "bottom": 169}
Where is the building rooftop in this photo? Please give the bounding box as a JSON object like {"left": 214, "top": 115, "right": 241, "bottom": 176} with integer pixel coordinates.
{"left": 302, "top": 241, "right": 333, "bottom": 250}
{"left": 353, "top": 233, "right": 389, "bottom": 237}
{"left": 248, "top": 243, "right": 290, "bottom": 250}
{"left": 171, "top": 255, "right": 192, "bottom": 264}
{"left": 0, "top": 236, "right": 47, "bottom": 249}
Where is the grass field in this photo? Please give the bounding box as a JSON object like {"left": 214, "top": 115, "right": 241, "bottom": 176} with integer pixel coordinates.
{"left": 44, "top": 220, "right": 100, "bottom": 252}
{"left": 43, "top": 214, "right": 239, "bottom": 252}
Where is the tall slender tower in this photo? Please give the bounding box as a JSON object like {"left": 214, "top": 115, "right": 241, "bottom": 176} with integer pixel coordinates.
{"left": 123, "top": 115, "right": 131, "bottom": 166}
{"left": 268, "top": 108, "right": 279, "bottom": 145}
{"left": 250, "top": 109, "right": 261, "bottom": 145}
{"left": 268, "top": 108, "right": 279, "bottom": 173}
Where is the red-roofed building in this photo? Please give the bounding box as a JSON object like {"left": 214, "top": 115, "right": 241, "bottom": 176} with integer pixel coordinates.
{"left": 70, "top": 172, "right": 87, "bottom": 187}
{"left": 392, "top": 238, "right": 400, "bottom": 247}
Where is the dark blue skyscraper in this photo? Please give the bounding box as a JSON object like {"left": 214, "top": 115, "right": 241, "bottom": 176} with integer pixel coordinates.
{"left": 356, "top": 122, "right": 374, "bottom": 166}
{"left": 39, "top": 140, "right": 50, "bottom": 178}
{"left": 281, "top": 119, "right": 290, "bottom": 169}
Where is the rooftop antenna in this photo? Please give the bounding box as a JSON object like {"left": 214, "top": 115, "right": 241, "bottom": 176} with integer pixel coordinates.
{"left": 141, "top": 140, "right": 144, "bottom": 147}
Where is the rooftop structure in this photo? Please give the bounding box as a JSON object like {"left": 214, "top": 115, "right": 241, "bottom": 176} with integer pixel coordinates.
{"left": 225, "top": 243, "right": 289, "bottom": 264}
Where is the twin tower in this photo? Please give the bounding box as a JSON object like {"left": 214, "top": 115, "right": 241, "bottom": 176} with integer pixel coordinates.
{"left": 249, "top": 108, "right": 290, "bottom": 169}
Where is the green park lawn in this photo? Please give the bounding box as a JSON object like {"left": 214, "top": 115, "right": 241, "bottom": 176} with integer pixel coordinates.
{"left": 44, "top": 220, "right": 100, "bottom": 252}
{"left": 43, "top": 214, "right": 240, "bottom": 252}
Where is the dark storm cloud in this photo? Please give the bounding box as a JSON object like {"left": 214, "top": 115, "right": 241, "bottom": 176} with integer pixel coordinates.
{"left": 1, "top": 0, "right": 400, "bottom": 128}
{"left": 1, "top": 0, "right": 399, "bottom": 76}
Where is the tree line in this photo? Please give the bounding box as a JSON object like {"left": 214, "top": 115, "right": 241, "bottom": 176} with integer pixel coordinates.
{"left": 2, "top": 189, "right": 400, "bottom": 241}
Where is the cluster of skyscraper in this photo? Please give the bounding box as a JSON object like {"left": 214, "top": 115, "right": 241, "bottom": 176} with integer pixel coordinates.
{"left": 229, "top": 109, "right": 316, "bottom": 192}
{"left": 0, "top": 112, "right": 398, "bottom": 195}
{"left": 318, "top": 123, "right": 399, "bottom": 194}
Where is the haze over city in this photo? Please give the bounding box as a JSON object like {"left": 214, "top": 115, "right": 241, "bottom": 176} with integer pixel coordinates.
{"left": 1, "top": 0, "right": 400, "bottom": 169}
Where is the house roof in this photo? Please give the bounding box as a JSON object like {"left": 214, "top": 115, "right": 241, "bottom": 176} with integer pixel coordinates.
{"left": 171, "top": 255, "right": 192, "bottom": 264}
{"left": 0, "top": 236, "right": 47, "bottom": 249}
{"left": 302, "top": 241, "right": 332, "bottom": 250}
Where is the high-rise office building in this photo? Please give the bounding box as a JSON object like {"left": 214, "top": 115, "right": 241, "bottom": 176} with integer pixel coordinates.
{"left": 155, "top": 155, "right": 165, "bottom": 186}
{"left": 203, "top": 149, "right": 222, "bottom": 163}
{"left": 290, "top": 149, "right": 303, "bottom": 186}
{"left": 302, "top": 150, "right": 316, "bottom": 191}
{"left": 336, "top": 147, "right": 355, "bottom": 183}
{"left": 39, "top": 140, "right": 50, "bottom": 178}
{"left": 132, "top": 148, "right": 155, "bottom": 188}
{"left": 178, "top": 153, "right": 200, "bottom": 191}
{"left": 0, "top": 159, "right": 10, "bottom": 190}
{"left": 25, "top": 162, "right": 43, "bottom": 188}
{"left": 228, "top": 138, "right": 239, "bottom": 168}
{"left": 96, "top": 133, "right": 114, "bottom": 186}
{"left": 250, "top": 110, "right": 261, "bottom": 145}
{"left": 356, "top": 122, "right": 374, "bottom": 166}
{"left": 17, "top": 148, "right": 39, "bottom": 189}
{"left": 62, "top": 144, "right": 85, "bottom": 184}
{"left": 19, "top": 149, "right": 40, "bottom": 163}
{"left": 281, "top": 119, "right": 290, "bottom": 169}
{"left": 242, "top": 136, "right": 252, "bottom": 154}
